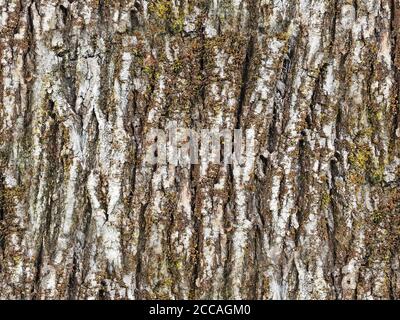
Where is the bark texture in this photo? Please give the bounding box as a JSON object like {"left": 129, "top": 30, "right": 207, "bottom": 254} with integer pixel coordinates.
{"left": 1, "top": 0, "right": 400, "bottom": 300}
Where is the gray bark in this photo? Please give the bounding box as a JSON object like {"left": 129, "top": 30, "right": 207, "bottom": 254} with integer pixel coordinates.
{"left": 0, "top": 0, "right": 400, "bottom": 299}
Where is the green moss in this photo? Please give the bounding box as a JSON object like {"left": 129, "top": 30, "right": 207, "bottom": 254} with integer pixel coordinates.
{"left": 375, "top": 111, "right": 383, "bottom": 121}
{"left": 12, "top": 255, "right": 22, "bottom": 265}
{"left": 369, "top": 167, "right": 384, "bottom": 184}
{"left": 347, "top": 145, "right": 387, "bottom": 185}
{"left": 148, "top": 0, "right": 185, "bottom": 35}
{"left": 149, "top": 0, "right": 172, "bottom": 20}
{"left": 171, "top": 16, "right": 184, "bottom": 33}
{"left": 143, "top": 65, "right": 154, "bottom": 76}
{"left": 321, "top": 192, "right": 331, "bottom": 207}
{"left": 372, "top": 211, "right": 384, "bottom": 224}
{"left": 349, "top": 148, "right": 371, "bottom": 171}
{"left": 172, "top": 60, "right": 183, "bottom": 74}
{"left": 163, "top": 278, "right": 173, "bottom": 288}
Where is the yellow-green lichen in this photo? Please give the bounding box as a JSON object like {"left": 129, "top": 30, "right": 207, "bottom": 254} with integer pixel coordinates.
{"left": 149, "top": 0, "right": 172, "bottom": 20}
{"left": 349, "top": 148, "right": 371, "bottom": 171}
{"left": 321, "top": 192, "right": 331, "bottom": 207}
{"left": 171, "top": 16, "right": 184, "bottom": 34}
{"left": 372, "top": 211, "right": 385, "bottom": 224}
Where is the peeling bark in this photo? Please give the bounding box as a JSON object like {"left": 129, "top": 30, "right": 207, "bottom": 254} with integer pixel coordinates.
{"left": 0, "top": 0, "right": 400, "bottom": 300}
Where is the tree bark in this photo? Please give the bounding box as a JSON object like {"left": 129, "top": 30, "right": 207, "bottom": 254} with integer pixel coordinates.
{"left": 0, "top": 0, "right": 400, "bottom": 300}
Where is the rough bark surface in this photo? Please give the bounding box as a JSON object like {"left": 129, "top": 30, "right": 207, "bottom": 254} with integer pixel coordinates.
{"left": 0, "top": 0, "right": 400, "bottom": 300}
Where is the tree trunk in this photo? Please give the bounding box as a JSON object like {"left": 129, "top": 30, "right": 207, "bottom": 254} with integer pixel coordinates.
{"left": 0, "top": 0, "right": 400, "bottom": 300}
